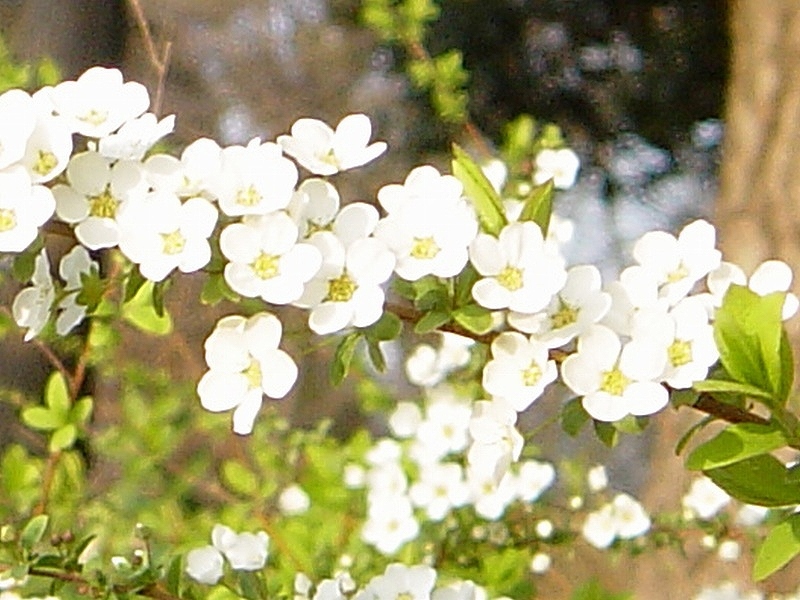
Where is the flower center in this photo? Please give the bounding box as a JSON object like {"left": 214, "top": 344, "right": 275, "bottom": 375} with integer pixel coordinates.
{"left": 33, "top": 150, "right": 58, "bottom": 176}
{"left": 0, "top": 208, "right": 17, "bottom": 232}
{"left": 326, "top": 273, "right": 357, "bottom": 302}
{"left": 600, "top": 368, "right": 630, "bottom": 396}
{"left": 522, "top": 361, "right": 542, "bottom": 386}
{"left": 320, "top": 148, "right": 340, "bottom": 168}
{"left": 410, "top": 236, "right": 440, "bottom": 260}
{"left": 78, "top": 108, "right": 109, "bottom": 126}
{"left": 251, "top": 252, "right": 280, "bottom": 280}
{"left": 668, "top": 339, "right": 693, "bottom": 367}
{"left": 497, "top": 265, "right": 523, "bottom": 291}
{"left": 161, "top": 230, "right": 186, "bottom": 255}
{"left": 551, "top": 299, "right": 579, "bottom": 329}
{"left": 305, "top": 219, "right": 331, "bottom": 237}
{"left": 396, "top": 593, "right": 414, "bottom": 600}
{"left": 236, "top": 185, "right": 262, "bottom": 207}
{"left": 87, "top": 185, "right": 120, "bottom": 219}
{"left": 243, "top": 358, "right": 262, "bottom": 389}
{"left": 667, "top": 262, "right": 690, "bottom": 283}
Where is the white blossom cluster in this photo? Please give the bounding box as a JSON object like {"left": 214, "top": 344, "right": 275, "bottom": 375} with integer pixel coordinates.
{"left": 348, "top": 384, "right": 555, "bottom": 555}
{"left": 185, "top": 524, "right": 269, "bottom": 585}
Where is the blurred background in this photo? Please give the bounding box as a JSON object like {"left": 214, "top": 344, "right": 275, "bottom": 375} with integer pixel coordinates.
{"left": 2, "top": 0, "right": 799, "bottom": 596}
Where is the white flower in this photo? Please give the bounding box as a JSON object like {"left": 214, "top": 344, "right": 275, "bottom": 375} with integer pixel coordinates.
{"left": 683, "top": 477, "right": 730, "bottom": 520}
{"left": 530, "top": 553, "right": 552, "bottom": 574}
{"left": 51, "top": 66, "right": 149, "bottom": 138}
{"left": 718, "top": 540, "right": 741, "bottom": 563}
{"left": 469, "top": 221, "right": 567, "bottom": 314}
{"left": 211, "top": 524, "right": 270, "bottom": 571}
{"left": 405, "top": 333, "right": 474, "bottom": 387}
{"left": 409, "top": 462, "right": 470, "bottom": 521}
{"left": 535, "top": 520, "right": 554, "bottom": 538}
{"left": 185, "top": 545, "right": 224, "bottom": 585}
{"left": 197, "top": 313, "right": 298, "bottom": 434}
{"left": 388, "top": 401, "right": 423, "bottom": 438}
{"left": 118, "top": 192, "right": 218, "bottom": 282}
{"left": 0, "top": 89, "right": 36, "bottom": 170}
{"left": 374, "top": 165, "right": 478, "bottom": 280}
{"left": 587, "top": 465, "right": 608, "bottom": 492}
{"left": 581, "top": 503, "right": 617, "bottom": 549}
{"left": 53, "top": 151, "right": 148, "bottom": 250}
{"left": 278, "top": 113, "right": 386, "bottom": 175}
{"left": 12, "top": 249, "right": 54, "bottom": 341}
{"left": 295, "top": 232, "right": 395, "bottom": 335}
{"left": 467, "top": 469, "right": 517, "bottom": 520}
{"left": 361, "top": 496, "right": 419, "bottom": 555}
{"left": 21, "top": 94, "right": 73, "bottom": 183}
{"left": 144, "top": 137, "right": 223, "bottom": 198}
{"left": 0, "top": 166, "right": 55, "bottom": 252}
{"left": 278, "top": 484, "right": 311, "bottom": 516}
{"left": 98, "top": 112, "right": 175, "bottom": 160}
{"left": 708, "top": 260, "right": 799, "bottom": 320}
{"left": 467, "top": 398, "right": 524, "bottom": 482}
{"left": 632, "top": 219, "right": 721, "bottom": 305}
{"left": 359, "top": 563, "right": 436, "bottom": 600}
{"left": 412, "top": 390, "right": 472, "bottom": 461}
{"left": 533, "top": 148, "right": 580, "bottom": 189}
{"left": 560, "top": 324, "right": 668, "bottom": 422}
{"left": 481, "top": 331, "right": 558, "bottom": 412}
{"left": 220, "top": 211, "right": 322, "bottom": 304}
{"left": 211, "top": 139, "right": 298, "bottom": 217}
{"left": 508, "top": 264, "right": 611, "bottom": 348}
{"left": 581, "top": 493, "right": 650, "bottom": 549}
{"left": 514, "top": 460, "right": 556, "bottom": 502}
{"left": 56, "top": 245, "right": 98, "bottom": 335}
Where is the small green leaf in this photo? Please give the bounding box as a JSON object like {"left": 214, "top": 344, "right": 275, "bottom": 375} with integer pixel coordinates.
{"left": 366, "top": 311, "right": 402, "bottom": 342}
{"left": 454, "top": 264, "right": 480, "bottom": 307}
{"left": 49, "top": 424, "right": 77, "bottom": 452}
{"left": 686, "top": 423, "right": 789, "bottom": 470}
{"left": 594, "top": 421, "right": 619, "bottom": 448}
{"left": 21, "top": 407, "right": 63, "bottom": 431}
{"left": 76, "top": 265, "right": 107, "bottom": 313}
{"left": 70, "top": 396, "right": 93, "bottom": 425}
{"left": 778, "top": 330, "right": 794, "bottom": 405}
{"left": 452, "top": 143, "right": 507, "bottom": 236}
{"left": 414, "top": 310, "right": 451, "bottom": 334}
{"left": 12, "top": 250, "right": 37, "bottom": 282}
{"left": 365, "top": 339, "right": 387, "bottom": 373}
{"left": 754, "top": 514, "right": 800, "bottom": 580}
{"left": 200, "top": 272, "right": 240, "bottom": 305}
{"left": 44, "top": 371, "right": 71, "bottom": 418}
{"left": 692, "top": 379, "right": 775, "bottom": 401}
{"left": 561, "top": 397, "right": 589, "bottom": 436}
{"left": 571, "top": 579, "right": 632, "bottom": 600}
{"left": 122, "top": 280, "right": 173, "bottom": 336}
{"left": 165, "top": 555, "right": 183, "bottom": 596}
{"left": 674, "top": 416, "right": 714, "bottom": 456}
{"left": 221, "top": 460, "right": 258, "bottom": 497}
{"left": 705, "top": 454, "right": 800, "bottom": 507}
{"left": 391, "top": 278, "right": 416, "bottom": 301}
{"left": 452, "top": 304, "right": 493, "bottom": 335}
{"left": 20, "top": 514, "right": 49, "bottom": 551}
{"left": 330, "top": 333, "right": 361, "bottom": 386}
{"left": 518, "top": 179, "right": 554, "bottom": 237}
{"left": 123, "top": 268, "right": 147, "bottom": 303}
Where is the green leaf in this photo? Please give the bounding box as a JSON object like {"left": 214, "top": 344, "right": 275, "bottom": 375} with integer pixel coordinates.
{"left": 414, "top": 310, "right": 451, "bottom": 334}
{"left": 21, "top": 406, "right": 63, "bottom": 431}
{"left": 452, "top": 143, "right": 507, "bottom": 236}
{"left": 705, "top": 454, "right": 800, "bottom": 507}
{"left": 221, "top": 460, "right": 258, "bottom": 497}
{"left": 12, "top": 250, "right": 37, "bottom": 282}
{"left": 518, "top": 179, "right": 554, "bottom": 237}
{"left": 561, "top": 397, "right": 589, "bottom": 436}
{"left": 165, "top": 555, "right": 183, "bottom": 596}
{"left": 76, "top": 265, "right": 106, "bottom": 313}
{"left": 687, "top": 423, "right": 790, "bottom": 470}
{"left": 754, "top": 514, "right": 800, "bottom": 581}
{"left": 200, "top": 272, "right": 240, "bottom": 305}
{"left": 20, "top": 514, "right": 49, "bottom": 551}
{"left": 123, "top": 268, "right": 147, "bottom": 303}
{"left": 366, "top": 311, "right": 402, "bottom": 342}
{"left": 391, "top": 278, "right": 416, "bottom": 301}
{"left": 674, "top": 416, "right": 713, "bottom": 457}
{"left": 692, "top": 379, "right": 775, "bottom": 401}
{"left": 49, "top": 424, "right": 77, "bottom": 452}
{"left": 365, "top": 338, "right": 387, "bottom": 373}
{"left": 152, "top": 279, "right": 169, "bottom": 317}
{"left": 713, "top": 285, "right": 786, "bottom": 404}
{"left": 453, "top": 264, "right": 480, "bottom": 307}
{"left": 571, "top": 579, "right": 632, "bottom": 600}
{"left": 778, "top": 330, "right": 794, "bottom": 406}
{"left": 330, "top": 333, "right": 361, "bottom": 386}
{"left": 44, "top": 371, "right": 71, "bottom": 418}
{"left": 70, "top": 396, "right": 93, "bottom": 425}
{"left": 594, "top": 421, "right": 619, "bottom": 448}
{"left": 452, "top": 304, "right": 493, "bottom": 335}
{"left": 122, "top": 280, "right": 173, "bottom": 336}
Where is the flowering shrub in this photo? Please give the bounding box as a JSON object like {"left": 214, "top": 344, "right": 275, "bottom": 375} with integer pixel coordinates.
{"left": 1, "top": 57, "right": 800, "bottom": 600}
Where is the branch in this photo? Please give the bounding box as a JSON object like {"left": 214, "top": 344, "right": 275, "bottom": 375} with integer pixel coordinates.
{"left": 126, "top": 0, "right": 172, "bottom": 115}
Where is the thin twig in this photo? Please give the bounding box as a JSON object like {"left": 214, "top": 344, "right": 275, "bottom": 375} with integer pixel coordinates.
{"left": 126, "top": 0, "right": 172, "bottom": 115}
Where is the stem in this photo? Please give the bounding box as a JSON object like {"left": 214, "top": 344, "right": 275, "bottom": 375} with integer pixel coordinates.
{"left": 126, "top": 0, "right": 172, "bottom": 116}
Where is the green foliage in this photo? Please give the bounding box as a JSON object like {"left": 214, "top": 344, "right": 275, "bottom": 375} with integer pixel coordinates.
{"left": 361, "top": 0, "right": 440, "bottom": 45}
{"left": 712, "top": 285, "right": 793, "bottom": 407}
{"left": 121, "top": 280, "right": 173, "bottom": 335}
{"left": 571, "top": 579, "right": 633, "bottom": 600}
{"left": 452, "top": 144, "right": 507, "bottom": 236}
{"left": 0, "top": 32, "right": 59, "bottom": 93}
{"left": 686, "top": 423, "right": 789, "bottom": 470}
{"left": 703, "top": 454, "right": 800, "bottom": 507}
{"left": 518, "top": 179, "right": 554, "bottom": 237}
{"left": 754, "top": 514, "right": 800, "bottom": 581}
{"left": 21, "top": 371, "right": 93, "bottom": 452}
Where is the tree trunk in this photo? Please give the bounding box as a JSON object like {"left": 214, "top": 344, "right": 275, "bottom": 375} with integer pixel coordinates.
{"left": 716, "top": 0, "right": 800, "bottom": 341}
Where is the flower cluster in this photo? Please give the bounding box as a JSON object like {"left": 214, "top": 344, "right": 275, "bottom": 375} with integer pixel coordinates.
{"left": 185, "top": 524, "right": 269, "bottom": 585}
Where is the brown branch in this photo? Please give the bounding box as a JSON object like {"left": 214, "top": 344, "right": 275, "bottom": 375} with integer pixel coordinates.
{"left": 126, "top": 0, "right": 172, "bottom": 115}
{"left": 22, "top": 565, "right": 182, "bottom": 600}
